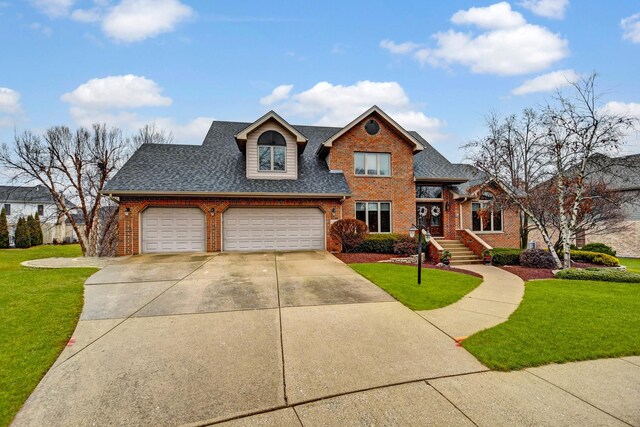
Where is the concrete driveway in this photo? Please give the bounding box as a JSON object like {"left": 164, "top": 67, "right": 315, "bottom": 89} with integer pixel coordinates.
{"left": 12, "top": 251, "right": 485, "bottom": 426}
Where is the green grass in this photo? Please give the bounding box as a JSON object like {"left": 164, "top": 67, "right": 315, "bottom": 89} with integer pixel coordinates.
{"left": 0, "top": 245, "right": 97, "bottom": 427}
{"left": 462, "top": 279, "right": 640, "bottom": 371}
{"left": 350, "top": 263, "right": 482, "bottom": 310}
{"left": 620, "top": 257, "right": 640, "bottom": 273}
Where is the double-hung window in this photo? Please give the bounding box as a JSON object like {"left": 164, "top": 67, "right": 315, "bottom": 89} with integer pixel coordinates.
{"left": 257, "top": 130, "right": 286, "bottom": 172}
{"left": 354, "top": 152, "right": 390, "bottom": 176}
{"left": 3, "top": 204, "right": 10, "bottom": 216}
{"left": 356, "top": 202, "right": 391, "bottom": 233}
{"left": 37, "top": 205, "right": 44, "bottom": 216}
{"left": 471, "top": 192, "right": 502, "bottom": 232}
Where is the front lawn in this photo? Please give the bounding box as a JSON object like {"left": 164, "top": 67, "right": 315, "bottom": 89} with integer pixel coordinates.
{"left": 462, "top": 279, "right": 640, "bottom": 371}
{"left": 620, "top": 257, "right": 640, "bottom": 273}
{"left": 0, "top": 245, "right": 97, "bottom": 427}
{"left": 350, "top": 263, "right": 482, "bottom": 310}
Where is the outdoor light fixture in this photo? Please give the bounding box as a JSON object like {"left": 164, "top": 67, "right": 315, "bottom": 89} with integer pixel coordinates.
{"left": 210, "top": 207, "right": 215, "bottom": 216}
{"left": 331, "top": 207, "right": 337, "bottom": 219}
{"left": 410, "top": 222, "right": 432, "bottom": 285}
{"left": 445, "top": 202, "right": 450, "bottom": 211}
{"left": 124, "top": 207, "right": 130, "bottom": 216}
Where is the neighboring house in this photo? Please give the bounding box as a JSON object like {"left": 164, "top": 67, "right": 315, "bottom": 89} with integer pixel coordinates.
{"left": 0, "top": 185, "right": 71, "bottom": 245}
{"left": 104, "top": 106, "right": 520, "bottom": 256}
{"left": 577, "top": 154, "right": 640, "bottom": 257}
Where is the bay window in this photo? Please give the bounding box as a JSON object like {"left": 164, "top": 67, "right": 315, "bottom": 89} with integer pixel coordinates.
{"left": 356, "top": 202, "right": 391, "bottom": 233}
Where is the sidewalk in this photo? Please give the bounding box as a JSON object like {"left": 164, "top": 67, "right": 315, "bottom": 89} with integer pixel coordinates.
{"left": 213, "top": 357, "right": 639, "bottom": 426}
{"left": 417, "top": 264, "right": 525, "bottom": 338}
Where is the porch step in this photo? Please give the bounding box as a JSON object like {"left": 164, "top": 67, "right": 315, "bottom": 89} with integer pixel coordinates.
{"left": 436, "top": 239, "right": 483, "bottom": 264}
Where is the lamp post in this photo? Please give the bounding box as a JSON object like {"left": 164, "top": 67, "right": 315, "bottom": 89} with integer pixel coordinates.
{"left": 409, "top": 223, "right": 431, "bottom": 285}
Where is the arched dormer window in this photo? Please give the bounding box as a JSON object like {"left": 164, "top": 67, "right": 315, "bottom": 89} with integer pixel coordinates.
{"left": 257, "top": 131, "right": 286, "bottom": 172}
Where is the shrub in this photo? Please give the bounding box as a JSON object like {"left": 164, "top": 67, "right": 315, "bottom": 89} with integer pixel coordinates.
{"left": 555, "top": 268, "right": 640, "bottom": 283}
{"left": 354, "top": 233, "right": 400, "bottom": 253}
{"left": 0, "top": 207, "right": 8, "bottom": 249}
{"left": 570, "top": 250, "right": 619, "bottom": 267}
{"left": 580, "top": 243, "right": 616, "bottom": 257}
{"left": 14, "top": 217, "right": 32, "bottom": 248}
{"left": 491, "top": 248, "right": 523, "bottom": 266}
{"left": 26, "top": 215, "right": 42, "bottom": 247}
{"left": 330, "top": 219, "right": 369, "bottom": 252}
{"left": 519, "top": 249, "right": 557, "bottom": 269}
{"left": 33, "top": 212, "right": 44, "bottom": 245}
{"left": 393, "top": 235, "right": 418, "bottom": 255}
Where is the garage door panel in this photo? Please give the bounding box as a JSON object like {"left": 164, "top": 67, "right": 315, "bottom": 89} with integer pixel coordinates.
{"left": 142, "top": 207, "right": 205, "bottom": 253}
{"left": 223, "top": 207, "right": 325, "bottom": 251}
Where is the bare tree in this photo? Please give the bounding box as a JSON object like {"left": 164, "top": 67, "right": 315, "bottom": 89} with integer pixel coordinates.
{"left": 0, "top": 123, "right": 172, "bottom": 256}
{"left": 465, "top": 72, "right": 637, "bottom": 269}
{"left": 130, "top": 123, "right": 173, "bottom": 151}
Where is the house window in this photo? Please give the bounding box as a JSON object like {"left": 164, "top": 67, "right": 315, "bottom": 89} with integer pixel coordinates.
{"left": 472, "top": 192, "right": 502, "bottom": 232}
{"left": 257, "top": 130, "right": 286, "bottom": 172}
{"left": 356, "top": 202, "right": 391, "bottom": 233}
{"left": 3, "top": 204, "right": 10, "bottom": 216}
{"left": 354, "top": 152, "right": 390, "bottom": 176}
{"left": 416, "top": 185, "right": 443, "bottom": 199}
{"left": 37, "top": 205, "right": 44, "bottom": 216}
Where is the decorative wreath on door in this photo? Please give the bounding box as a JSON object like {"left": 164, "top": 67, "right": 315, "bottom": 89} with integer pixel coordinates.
{"left": 431, "top": 205, "right": 441, "bottom": 217}
{"left": 418, "top": 206, "right": 428, "bottom": 217}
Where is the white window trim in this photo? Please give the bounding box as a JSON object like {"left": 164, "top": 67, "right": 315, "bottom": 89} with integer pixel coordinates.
{"left": 354, "top": 152, "right": 391, "bottom": 177}
{"left": 471, "top": 201, "right": 503, "bottom": 233}
{"left": 258, "top": 146, "right": 286, "bottom": 173}
{"left": 356, "top": 201, "right": 392, "bottom": 233}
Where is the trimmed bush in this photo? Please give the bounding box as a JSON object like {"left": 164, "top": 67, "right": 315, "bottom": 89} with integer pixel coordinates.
{"left": 393, "top": 235, "right": 418, "bottom": 255}
{"left": 14, "top": 217, "right": 32, "bottom": 249}
{"left": 555, "top": 268, "right": 640, "bottom": 283}
{"left": 33, "top": 212, "right": 44, "bottom": 246}
{"left": 330, "top": 219, "right": 369, "bottom": 253}
{"left": 354, "top": 233, "right": 401, "bottom": 253}
{"left": 520, "top": 249, "right": 557, "bottom": 269}
{"left": 570, "top": 250, "right": 619, "bottom": 267}
{"left": 491, "top": 248, "right": 523, "bottom": 266}
{"left": 26, "top": 215, "right": 42, "bottom": 247}
{"left": 0, "top": 207, "right": 8, "bottom": 249}
{"left": 580, "top": 243, "right": 616, "bottom": 257}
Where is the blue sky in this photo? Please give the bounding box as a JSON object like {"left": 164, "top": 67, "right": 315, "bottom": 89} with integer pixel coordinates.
{"left": 1, "top": 0, "right": 639, "bottom": 168}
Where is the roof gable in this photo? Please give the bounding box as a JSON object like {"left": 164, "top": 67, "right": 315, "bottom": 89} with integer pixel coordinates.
{"left": 234, "top": 110, "right": 308, "bottom": 153}
{"left": 316, "top": 106, "right": 424, "bottom": 156}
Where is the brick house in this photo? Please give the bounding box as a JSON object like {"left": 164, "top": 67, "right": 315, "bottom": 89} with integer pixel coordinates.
{"left": 104, "top": 106, "right": 520, "bottom": 259}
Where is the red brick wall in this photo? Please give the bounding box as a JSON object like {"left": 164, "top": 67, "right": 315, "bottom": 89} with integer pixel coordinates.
{"left": 328, "top": 113, "right": 416, "bottom": 235}
{"left": 117, "top": 196, "right": 342, "bottom": 255}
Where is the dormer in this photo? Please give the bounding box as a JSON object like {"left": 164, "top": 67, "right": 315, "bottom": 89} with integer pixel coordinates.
{"left": 235, "top": 111, "right": 308, "bottom": 180}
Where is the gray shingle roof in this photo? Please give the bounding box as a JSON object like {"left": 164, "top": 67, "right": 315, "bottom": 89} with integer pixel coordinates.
{"left": 584, "top": 153, "right": 640, "bottom": 191}
{"left": 105, "top": 121, "right": 351, "bottom": 195}
{"left": 0, "top": 185, "right": 56, "bottom": 203}
{"left": 105, "top": 120, "right": 477, "bottom": 196}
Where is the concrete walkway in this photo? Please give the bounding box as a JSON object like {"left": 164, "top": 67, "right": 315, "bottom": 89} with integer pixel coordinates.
{"left": 417, "top": 264, "right": 525, "bottom": 338}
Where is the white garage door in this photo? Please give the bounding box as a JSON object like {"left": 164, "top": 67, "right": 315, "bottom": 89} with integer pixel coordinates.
{"left": 223, "top": 207, "right": 325, "bottom": 251}
{"left": 141, "top": 207, "right": 205, "bottom": 253}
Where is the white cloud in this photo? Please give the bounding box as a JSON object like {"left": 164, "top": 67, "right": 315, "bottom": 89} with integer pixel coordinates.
{"left": 102, "top": 0, "right": 193, "bottom": 42}
{"left": 61, "top": 75, "right": 210, "bottom": 144}
{"left": 31, "top": 0, "right": 75, "bottom": 17}
{"left": 380, "top": 39, "right": 421, "bottom": 55}
{"left": 0, "top": 87, "right": 22, "bottom": 114}
{"left": 29, "top": 22, "right": 53, "bottom": 37}
{"left": 70, "top": 8, "right": 102, "bottom": 23}
{"left": 61, "top": 75, "right": 172, "bottom": 110}
{"left": 261, "top": 80, "right": 446, "bottom": 142}
{"left": 511, "top": 69, "right": 578, "bottom": 95}
{"left": 0, "top": 87, "right": 24, "bottom": 128}
{"left": 452, "top": 2, "right": 525, "bottom": 29}
{"left": 520, "top": 0, "right": 569, "bottom": 20}
{"left": 602, "top": 101, "right": 640, "bottom": 154}
{"left": 384, "top": 2, "right": 568, "bottom": 76}
{"left": 260, "top": 84, "right": 293, "bottom": 105}
{"left": 621, "top": 13, "right": 640, "bottom": 44}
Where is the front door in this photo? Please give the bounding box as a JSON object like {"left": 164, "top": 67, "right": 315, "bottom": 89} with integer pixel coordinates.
{"left": 416, "top": 203, "right": 444, "bottom": 237}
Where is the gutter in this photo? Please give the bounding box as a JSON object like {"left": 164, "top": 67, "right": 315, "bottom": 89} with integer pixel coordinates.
{"left": 101, "top": 190, "right": 352, "bottom": 199}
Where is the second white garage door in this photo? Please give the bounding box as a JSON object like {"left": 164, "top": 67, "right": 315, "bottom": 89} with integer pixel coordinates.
{"left": 223, "top": 207, "right": 325, "bottom": 251}
{"left": 141, "top": 207, "right": 206, "bottom": 253}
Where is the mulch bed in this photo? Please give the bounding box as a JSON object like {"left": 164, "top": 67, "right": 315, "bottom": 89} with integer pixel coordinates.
{"left": 500, "top": 266, "right": 555, "bottom": 281}
{"left": 332, "top": 253, "right": 402, "bottom": 263}
{"left": 332, "top": 253, "right": 483, "bottom": 279}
